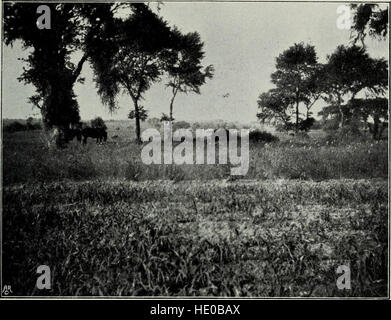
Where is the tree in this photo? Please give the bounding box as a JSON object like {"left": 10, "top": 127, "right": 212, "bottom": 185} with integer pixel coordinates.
{"left": 86, "top": 4, "right": 180, "bottom": 142}
{"left": 323, "top": 45, "right": 388, "bottom": 128}
{"left": 257, "top": 89, "right": 296, "bottom": 129}
{"left": 3, "top": 3, "right": 122, "bottom": 147}
{"left": 129, "top": 106, "right": 148, "bottom": 122}
{"left": 270, "top": 43, "right": 320, "bottom": 131}
{"left": 26, "top": 117, "right": 34, "bottom": 130}
{"left": 91, "top": 117, "right": 107, "bottom": 130}
{"left": 350, "top": 4, "right": 388, "bottom": 45}
{"left": 349, "top": 98, "right": 388, "bottom": 140}
{"left": 165, "top": 30, "right": 214, "bottom": 122}
{"left": 301, "top": 64, "right": 324, "bottom": 119}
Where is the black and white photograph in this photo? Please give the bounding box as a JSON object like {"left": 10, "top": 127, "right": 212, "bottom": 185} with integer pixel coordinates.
{"left": 0, "top": 0, "right": 389, "bottom": 300}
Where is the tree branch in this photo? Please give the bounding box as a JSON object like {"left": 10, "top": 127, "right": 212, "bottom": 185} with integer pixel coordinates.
{"left": 72, "top": 54, "right": 88, "bottom": 83}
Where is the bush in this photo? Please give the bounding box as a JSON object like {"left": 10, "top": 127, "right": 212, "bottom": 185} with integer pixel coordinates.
{"left": 249, "top": 130, "right": 279, "bottom": 143}
{"left": 324, "top": 125, "right": 364, "bottom": 144}
{"left": 173, "top": 121, "right": 191, "bottom": 131}
{"left": 91, "top": 117, "right": 107, "bottom": 130}
{"left": 298, "top": 117, "right": 315, "bottom": 131}
{"left": 322, "top": 118, "right": 340, "bottom": 131}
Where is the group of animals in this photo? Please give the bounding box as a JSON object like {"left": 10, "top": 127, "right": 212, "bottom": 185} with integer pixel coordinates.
{"left": 65, "top": 127, "right": 107, "bottom": 145}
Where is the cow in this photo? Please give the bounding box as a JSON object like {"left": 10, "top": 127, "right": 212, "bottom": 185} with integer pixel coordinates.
{"left": 81, "top": 127, "right": 107, "bottom": 145}
{"left": 64, "top": 128, "right": 82, "bottom": 143}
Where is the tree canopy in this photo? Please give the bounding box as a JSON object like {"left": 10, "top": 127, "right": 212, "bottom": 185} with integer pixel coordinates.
{"left": 3, "top": 3, "right": 123, "bottom": 146}
{"left": 322, "top": 45, "right": 388, "bottom": 128}
{"left": 165, "top": 30, "right": 214, "bottom": 121}
{"left": 258, "top": 43, "right": 321, "bottom": 131}
{"left": 270, "top": 43, "right": 320, "bottom": 131}
{"left": 350, "top": 4, "right": 388, "bottom": 45}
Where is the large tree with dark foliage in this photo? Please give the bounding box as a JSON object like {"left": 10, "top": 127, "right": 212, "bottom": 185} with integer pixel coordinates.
{"left": 86, "top": 4, "right": 181, "bottom": 142}
{"left": 348, "top": 98, "right": 388, "bottom": 140}
{"left": 257, "top": 89, "right": 295, "bottom": 128}
{"left": 258, "top": 43, "right": 321, "bottom": 131}
{"left": 3, "top": 3, "right": 122, "bottom": 147}
{"left": 322, "top": 45, "right": 388, "bottom": 128}
{"left": 270, "top": 43, "right": 320, "bottom": 131}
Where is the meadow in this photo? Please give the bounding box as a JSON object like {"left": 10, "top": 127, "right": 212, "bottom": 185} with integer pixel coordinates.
{"left": 2, "top": 120, "right": 389, "bottom": 297}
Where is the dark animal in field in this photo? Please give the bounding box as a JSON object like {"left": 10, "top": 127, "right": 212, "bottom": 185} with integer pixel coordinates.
{"left": 64, "top": 128, "right": 82, "bottom": 143}
{"left": 81, "top": 127, "right": 107, "bottom": 145}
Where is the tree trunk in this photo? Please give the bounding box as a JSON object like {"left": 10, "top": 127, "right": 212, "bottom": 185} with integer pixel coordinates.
{"left": 373, "top": 114, "right": 380, "bottom": 140}
{"left": 134, "top": 101, "right": 141, "bottom": 143}
{"left": 169, "top": 97, "right": 174, "bottom": 122}
{"left": 43, "top": 125, "right": 67, "bottom": 149}
{"left": 378, "top": 122, "right": 386, "bottom": 141}
{"left": 337, "top": 94, "right": 344, "bottom": 128}
{"left": 295, "top": 91, "right": 300, "bottom": 132}
{"left": 39, "top": 55, "right": 86, "bottom": 149}
{"left": 169, "top": 88, "right": 178, "bottom": 122}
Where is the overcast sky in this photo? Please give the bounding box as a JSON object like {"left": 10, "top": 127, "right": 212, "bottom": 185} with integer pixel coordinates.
{"left": 2, "top": 2, "right": 389, "bottom": 123}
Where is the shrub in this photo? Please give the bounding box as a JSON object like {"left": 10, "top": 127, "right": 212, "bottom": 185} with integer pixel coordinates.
{"left": 173, "top": 121, "right": 191, "bottom": 131}
{"left": 249, "top": 130, "right": 279, "bottom": 143}
{"left": 91, "top": 117, "right": 107, "bottom": 130}
{"left": 322, "top": 118, "right": 340, "bottom": 131}
{"left": 324, "top": 125, "right": 364, "bottom": 144}
{"left": 298, "top": 117, "right": 315, "bottom": 131}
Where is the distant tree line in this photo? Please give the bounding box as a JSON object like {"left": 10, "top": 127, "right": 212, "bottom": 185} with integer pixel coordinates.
{"left": 4, "top": 117, "right": 42, "bottom": 133}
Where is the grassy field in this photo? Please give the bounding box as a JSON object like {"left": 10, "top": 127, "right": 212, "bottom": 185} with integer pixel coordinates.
{"left": 2, "top": 123, "right": 388, "bottom": 184}
{"left": 1, "top": 122, "right": 389, "bottom": 297}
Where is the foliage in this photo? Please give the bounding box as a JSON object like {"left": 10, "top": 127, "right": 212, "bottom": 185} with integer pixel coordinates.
{"left": 348, "top": 98, "right": 388, "bottom": 140}
{"left": 160, "top": 113, "right": 172, "bottom": 122}
{"left": 86, "top": 3, "right": 180, "bottom": 142}
{"left": 257, "top": 43, "right": 321, "bottom": 130}
{"left": 269, "top": 43, "right": 320, "bottom": 130}
{"left": 165, "top": 30, "right": 214, "bottom": 121}
{"left": 322, "top": 45, "right": 388, "bottom": 129}
{"left": 257, "top": 89, "right": 295, "bottom": 127}
{"left": 172, "top": 121, "right": 191, "bottom": 131}
{"left": 129, "top": 107, "right": 148, "bottom": 122}
{"left": 3, "top": 3, "right": 116, "bottom": 130}
{"left": 298, "top": 117, "right": 315, "bottom": 132}
{"left": 91, "top": 117, "right": 107, "bottom": 130}
{"left": 350, "top": 4, "right": 388, "bottom": 44}
{"left": 249, "top": 130, "right": 279, "bottom": 143}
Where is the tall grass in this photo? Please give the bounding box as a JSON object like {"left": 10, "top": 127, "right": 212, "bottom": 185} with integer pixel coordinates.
{"left": 3, "top": 130, "right": 387, "bottom": 185}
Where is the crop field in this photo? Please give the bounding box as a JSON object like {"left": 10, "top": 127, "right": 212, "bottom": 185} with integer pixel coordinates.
{"left": 1, "top": 125, "right": 389, "bottom": 297}
{"left": 3, "top": 179, "right": 388, "bottom": 296}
